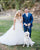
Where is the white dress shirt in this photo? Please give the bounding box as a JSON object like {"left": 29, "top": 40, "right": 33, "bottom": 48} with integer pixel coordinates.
{"left": 26, "top": 13, "right": 28, "bottom": 17}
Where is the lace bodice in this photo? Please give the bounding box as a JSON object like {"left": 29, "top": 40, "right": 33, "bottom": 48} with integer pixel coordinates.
{"left": 14, "top": 17, "right": 22, "bottom": 23}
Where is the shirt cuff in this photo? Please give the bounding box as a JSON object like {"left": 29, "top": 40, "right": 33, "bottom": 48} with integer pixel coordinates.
{"left": 24, "top": 23, "right": 26, "bottom": 25}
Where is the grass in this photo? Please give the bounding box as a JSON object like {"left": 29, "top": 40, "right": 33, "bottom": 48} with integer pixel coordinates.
{"left": 0, "top": 20, "right": 40, "bottom": 50}
{"left": 0, "top": 20, "right": 13, "bottom": 34}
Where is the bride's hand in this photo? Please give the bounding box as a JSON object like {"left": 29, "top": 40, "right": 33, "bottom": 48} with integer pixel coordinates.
{"left": 13, "top": 27, "right": 15, "bottom": 30}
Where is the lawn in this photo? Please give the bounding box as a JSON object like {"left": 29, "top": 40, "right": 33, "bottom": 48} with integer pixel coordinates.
{"left": 0, "top": 20, "right": 40, "bottom": 50}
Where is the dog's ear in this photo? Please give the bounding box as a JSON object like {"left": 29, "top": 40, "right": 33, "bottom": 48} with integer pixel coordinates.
{"left": 25, "top": 32, "right": 27, "bottom": 33}
{"left": 28, "top": 32, "right": 29, "bottom": 36}
{"left": 27, "top": 32, "right": 29, "bottom": 37}
{"left": 25, "top": 32, "right": 27, "bottom": 34}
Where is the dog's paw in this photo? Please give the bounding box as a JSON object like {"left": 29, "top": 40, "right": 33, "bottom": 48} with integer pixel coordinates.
{"left": 27, "top": 45, "right": 29, "bottom": 47}
{"left": 31, "top": 44, "right": 33, "bottom": 47}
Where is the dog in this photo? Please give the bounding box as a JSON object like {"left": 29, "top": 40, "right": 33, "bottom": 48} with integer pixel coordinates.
{"left": 23, "top": 31, "right": 35, "bottom": 47}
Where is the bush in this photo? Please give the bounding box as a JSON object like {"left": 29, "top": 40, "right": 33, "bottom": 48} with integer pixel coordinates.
{"left": 21, "top": 1, "right": 34, "bottom": 10}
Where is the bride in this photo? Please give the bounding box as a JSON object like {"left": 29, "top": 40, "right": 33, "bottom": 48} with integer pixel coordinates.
{"left": 0, "top": 10, "right": 24, "bottom": 46}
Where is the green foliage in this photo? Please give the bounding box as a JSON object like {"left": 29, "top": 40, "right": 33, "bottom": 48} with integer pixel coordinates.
{"left": 0, "top": 0, "right": 39, "bottom": 10}
{"left": 15, "top": 0, "right": 24, "bottom": 10}
{"left": 15, "top": 1, "right": 19, "bottom": 10}
{"left": 0, "top": 0, "right": 15, "bottom": 10}
{"left": 21, "top": 1, "right": 34, "bottom": 9}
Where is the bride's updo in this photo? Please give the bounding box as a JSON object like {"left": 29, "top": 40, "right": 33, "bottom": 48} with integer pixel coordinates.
{"left": 14, "top": 10, "right": 22, "bottom": 19}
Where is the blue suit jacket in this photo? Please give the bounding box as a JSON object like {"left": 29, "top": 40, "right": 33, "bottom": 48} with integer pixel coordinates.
{"left": 22, "top": 13, "right": 33, "bottom": 28}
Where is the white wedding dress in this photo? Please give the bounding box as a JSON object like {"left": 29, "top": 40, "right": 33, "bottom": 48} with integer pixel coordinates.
{"left": 0, "top": 18, "right": 35, "bottom": 46}
{"left": 0, "top": 18, "right": 24, "bottom": 46}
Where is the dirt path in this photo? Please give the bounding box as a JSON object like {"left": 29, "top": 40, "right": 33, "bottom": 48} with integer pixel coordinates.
{"left": 0, "top": 9, "right": 17, "bottom": 20}
{"left": 0, "top": 17, "right": 13, "bottom": 20}
{"left": 0, "top": 43, "right": 17, "bottom": 50}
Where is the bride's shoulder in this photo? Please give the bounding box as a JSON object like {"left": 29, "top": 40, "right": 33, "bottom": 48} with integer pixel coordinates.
{"left": 14, "top": 17, "right": 16, "bottom": 20}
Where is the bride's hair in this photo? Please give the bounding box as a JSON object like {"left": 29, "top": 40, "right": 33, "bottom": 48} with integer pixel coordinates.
{"left": 14, "top": 10, "right": 22, "bottom": 19}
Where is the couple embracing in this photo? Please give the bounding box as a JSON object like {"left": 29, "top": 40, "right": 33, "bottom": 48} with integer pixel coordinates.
{"left": 0, "top": 8, "right": 35, "bottom": 47}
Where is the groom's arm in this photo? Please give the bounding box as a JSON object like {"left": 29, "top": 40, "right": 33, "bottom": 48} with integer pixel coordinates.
{"left": 23, "top": 17, "right": 25, "bottom": 24}
{"left": 22, "top": 14, "right": 25, "bottom": 25}
{"left": 28, "top": 14, "right": 33, "bottom": 26}
{"left": 30, "top": 14, "right": 33, "bottom": 24}
{"left": 22, "top": 14, "right": 27, "bottom": 26}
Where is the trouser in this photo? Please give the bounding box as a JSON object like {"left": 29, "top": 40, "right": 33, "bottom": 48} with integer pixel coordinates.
{"left": 24, "top": 26, "right": 32, "bottom": 38}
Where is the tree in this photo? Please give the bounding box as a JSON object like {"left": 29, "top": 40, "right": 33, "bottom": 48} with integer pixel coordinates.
{"left": 15, "top": 0, "right": 24, "bottom": 10}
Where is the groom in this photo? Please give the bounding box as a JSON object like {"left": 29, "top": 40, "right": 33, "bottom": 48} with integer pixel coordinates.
{"left": 22, "top": 8, "right": 33, "bottom": 38}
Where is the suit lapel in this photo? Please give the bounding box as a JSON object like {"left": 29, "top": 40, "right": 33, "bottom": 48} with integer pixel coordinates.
{"left": 25, "top": 13, "right": 27, "bottom": 17}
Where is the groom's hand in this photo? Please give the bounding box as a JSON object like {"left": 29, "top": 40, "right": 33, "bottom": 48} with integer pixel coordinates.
{"left": 13, "top": 27, "right": 15, "bottom": 30}
{"left": 28, "top": 23, "right": 31, "bottom": 26}
{"left": 25, "top": 24, "right": 27, "bottom": 26}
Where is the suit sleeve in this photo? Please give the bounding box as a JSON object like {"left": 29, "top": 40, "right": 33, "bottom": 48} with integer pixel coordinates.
{"left": 30, "top": 14, "right": 33, "bottom": 24}
{"left": 22, "top": 14, "right": 26, "bottom": 25}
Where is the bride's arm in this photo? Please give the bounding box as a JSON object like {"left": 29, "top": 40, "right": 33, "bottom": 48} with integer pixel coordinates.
{"left": 21, "top": 17, "right": 23, "bottom": 28}
{"left": 13, "top": 18, "right": 16, "bottom": 30}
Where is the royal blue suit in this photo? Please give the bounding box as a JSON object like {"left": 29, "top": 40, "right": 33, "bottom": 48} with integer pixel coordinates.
{"left": 22, "top": 12, "right": 33, "bottom": 37}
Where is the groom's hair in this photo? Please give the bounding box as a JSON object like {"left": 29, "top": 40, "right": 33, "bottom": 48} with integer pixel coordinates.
{"left": 25, "top": 7, "right": 27, "bottom": 9}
